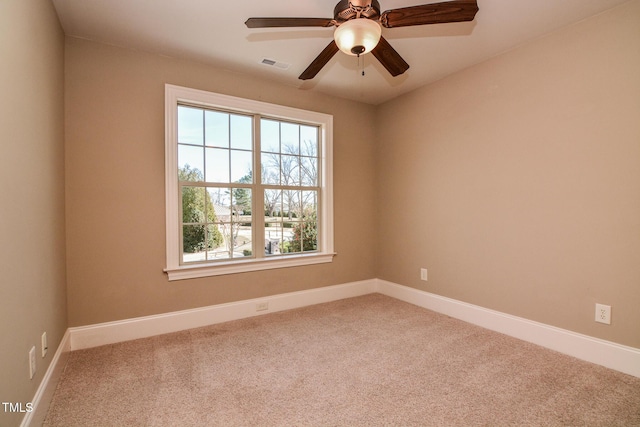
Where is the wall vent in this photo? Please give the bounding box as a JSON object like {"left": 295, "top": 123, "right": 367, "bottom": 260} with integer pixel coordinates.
{"left": 260, "top": 58, "right": 290, "bottom": 70}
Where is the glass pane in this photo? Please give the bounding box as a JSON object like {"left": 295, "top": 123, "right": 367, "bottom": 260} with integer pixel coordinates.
{"left": 178, "top": 145, "right": 204, "bottom": 181}
{"left": 183, "top": 249, "right": 206, "bottom": 264}
{"left": 209, "top": 238, "right": 231, "bottom": 260}
{"left": 230, "top": 114, "right": 252, "bottom": 150}
{"left": 182, "top": 224, "right": 206, "bottom": 255}
{"left": 181, "top": 187, "right": 206, "bottom": 224}
{"left": 264, "top": 223, "right": 282, "bottom": 255}
{"left": 300, "top": 156, "right": 317, "bottom": 186}
{"left": 178, "top": 106, "right": 203, "bottom": 145}
{"left": 302, "top": 219, "right": 318, "bottom": 252}
{"left": 282, "top": 220, "right": 295, "bottom": 254}
{"left": 204, "top": 189, "right": 217, "bottom": 223}
{"left": 284, "top": 191, "right": 314, "bottom": 254}
{"left": 291, "top": 191, "right": 302, "bottom": 219}
{"left": 281, "top": 122, "right": 299, "bottom": 154}
{"left": 300, "top": 125, "right": 318, "bottom": 156}
{"left": 205, "top": 110, "right": 229, "bottom": 148}
{"left": 182, "top": 251, "right": 207, "bottom": 263}
{"left": 261, "top": 119, "right": 280, "bottom": 153}
{"left": 281, "top": 190, "right": 298, "bottom": 220}
{"left": 215, "top": 221, "right": 233, "bottom": 258}
{"left": 231, "top": 150, "right": 253, "bottom": 183}
{"left": 281, "top": 155, "right": 300, "bottom": 186}
{"left": 232, "top": 188, "right": 252, "bottom": 215}
{"left": 302, "top": 191, "right": 318, "bottom": 252}
{"left": 207, "top": 188, "right": 231, "bottom": 215}
{"left": 234, "top": 222, "right": 253, "bottom": 258}
{"left": 302, "top": 191, "right": 317, "bottom": 212}
{"left": 207, "top": 224, "right": 229, "bottom": 259}
{"left": 205, "top": 148, "right": 229, "bottom": 183}
{"left": 264, "top": 189, "right": 281, "bottom": 218}
{"left": 207, "top": 224, "right": 222, "bottom": 247}
{"left": 261, "top": 153, "right": 280, "bottom": 185}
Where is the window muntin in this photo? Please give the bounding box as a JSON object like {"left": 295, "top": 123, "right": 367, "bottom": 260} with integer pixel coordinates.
{"left": 165, "top": 85, "right": 333, "bottom": 279}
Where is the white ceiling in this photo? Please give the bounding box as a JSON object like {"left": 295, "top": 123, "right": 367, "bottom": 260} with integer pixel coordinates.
{"left": 51, "top": 0, "right": 630, "bottom": 105}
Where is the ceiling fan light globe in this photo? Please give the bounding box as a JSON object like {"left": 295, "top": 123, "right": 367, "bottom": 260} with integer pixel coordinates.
{"left": 334, "top": 18, "right": 381, "bottom": 56}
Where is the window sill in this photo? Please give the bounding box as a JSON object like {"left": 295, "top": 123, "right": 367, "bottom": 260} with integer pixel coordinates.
{"left": 164, "top": 252, "right": 336, "bottom": 281}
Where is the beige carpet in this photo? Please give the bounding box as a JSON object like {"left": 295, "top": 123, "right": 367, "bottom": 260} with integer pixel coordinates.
{"left": 45, "top": 294, "right": 640, "bottom": 426}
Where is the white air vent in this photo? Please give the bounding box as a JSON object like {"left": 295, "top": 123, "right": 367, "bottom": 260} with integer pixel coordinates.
{"left": 260, "top": 58, "right": 290, "bottom": 70}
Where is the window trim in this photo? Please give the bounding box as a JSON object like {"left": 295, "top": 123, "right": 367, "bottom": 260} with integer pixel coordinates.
{"left": 164, "top": 84, "right": 334, "bottom": 280}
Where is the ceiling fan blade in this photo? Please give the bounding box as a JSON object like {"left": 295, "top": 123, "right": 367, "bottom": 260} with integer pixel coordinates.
{"left": 245, "top": 17, "right": 334, "bottom": 28}
{"left": 380, "top": 0, "right": 478, "bottom": 28}
{"left": 371, "top": 36, "right": 409, "bottom": 77}
{"left": 299, "top": 41, "right": 340, "bottom": 80}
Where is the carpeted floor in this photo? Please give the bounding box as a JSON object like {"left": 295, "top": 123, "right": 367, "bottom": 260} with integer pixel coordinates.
{"left": 44, "top": 294, "right": 640, "bottom": 426}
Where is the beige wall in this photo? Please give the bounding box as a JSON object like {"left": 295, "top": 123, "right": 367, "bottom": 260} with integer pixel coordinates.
{"left": 0, "top": 0, "right": 67, "bottom": 425}
{"left": 375, "top": 1, "right": 640, "bottom": 347}
{"left": 64, "top": 38, "right": 377, "bottom": 326}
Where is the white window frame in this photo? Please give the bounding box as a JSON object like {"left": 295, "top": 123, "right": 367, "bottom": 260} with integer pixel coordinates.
{"left": 164, "top": 84, "right": 334, "bottom": 280}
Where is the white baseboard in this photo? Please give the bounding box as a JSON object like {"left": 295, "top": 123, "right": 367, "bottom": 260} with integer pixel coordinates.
{"left": 374, "top": 279, "right": 640, "bottom": 378}
{"left": 25, "top": 279, "right": 639, "bottom": 425}
{"left": 22, "top": 329, "right": 71, "bottom": 427}
{"left": 64, "top": 278, "right": 639, "bottom": 381}
{"left": 69, "top": 279, "right": 377, "bottom": 350}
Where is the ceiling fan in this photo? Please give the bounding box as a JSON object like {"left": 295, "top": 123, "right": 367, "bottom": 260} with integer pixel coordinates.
{"left": 245, "top": 0, "right": 479, "bottom": 80}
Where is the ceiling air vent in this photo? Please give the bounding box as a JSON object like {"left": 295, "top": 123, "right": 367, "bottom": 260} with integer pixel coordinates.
{"left": 260, "top": 58, "right": 290, "bottom": 70}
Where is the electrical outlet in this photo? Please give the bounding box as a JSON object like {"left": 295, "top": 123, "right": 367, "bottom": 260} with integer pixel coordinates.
{"left": 41, "top": 332, "right": 48, "bottom": 358}
{"left": 256, "top": 302, "right": 269, "bottom": 312}
{"left": 595, "top": 303, "right": 611, "bottom": 325}
{"left": 29, "top": 346, "right": 36, "bottom": 379}
{"left": 420, "top": 268, "right": 428, "bottom": 281}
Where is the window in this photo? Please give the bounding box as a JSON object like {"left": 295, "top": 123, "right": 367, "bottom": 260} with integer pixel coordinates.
{"left": 164, "top": 85, "right": 334, "bottom": 280}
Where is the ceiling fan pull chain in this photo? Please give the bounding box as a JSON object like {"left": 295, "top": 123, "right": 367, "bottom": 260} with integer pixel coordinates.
{"left": 356, "top": 53, "right": 365, "bottom": 77}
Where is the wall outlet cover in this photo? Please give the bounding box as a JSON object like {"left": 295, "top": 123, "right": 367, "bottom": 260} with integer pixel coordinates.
{"left": 41, "top": 332, "right": 48, "bottom": 358}
{"left": 29, "top": 346, "right": 36, "bottom": 379}
{"left": 595, "top": 303, "right": 611, "bottom": 325}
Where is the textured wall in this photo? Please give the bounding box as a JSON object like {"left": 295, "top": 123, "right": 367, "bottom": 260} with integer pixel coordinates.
{"left": 0, "top": 1, "right": 67, "bottom": 425}
{"left": 375, "top": 1, "right": 640, "bottom": 347}
{"left": 64, "top": 38, "right": 377, "bottom": 326}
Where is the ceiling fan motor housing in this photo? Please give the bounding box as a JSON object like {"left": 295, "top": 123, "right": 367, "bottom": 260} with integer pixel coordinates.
{"left": 334, "top": 0, "right": 381, "bottom": 22}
